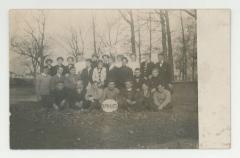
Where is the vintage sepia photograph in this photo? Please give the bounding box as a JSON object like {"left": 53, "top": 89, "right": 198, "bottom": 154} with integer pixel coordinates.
{"left": 9, "top": 9, "right": 198, "bottom": 149}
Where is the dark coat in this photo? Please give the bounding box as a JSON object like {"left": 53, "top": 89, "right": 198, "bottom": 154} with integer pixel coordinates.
{"left": 133, "top": 76, "right": 146, "bottom": 91}
{"left": 140, "top": 61, "right": 155, "bottom": 78}
{"left": 154, "top": 61, "right": 171, "bottom": 87}
{"left": 51, "top": 88, "right": 69, "bottom": 105}
{"left": 64, "top": 64, "right": 75, "bottom": 74}
{"left": 52, "top": 64, "right": 66, "bottom": 76}
{"left": 46, "top": 65, "right": 55, "bottom": 76}
{"left": 50, "top": 74, "right": 65, "bottom": 91}
{"left": 117, "top": 66, "right": 133, "bottom": 87}
{"left": 80, "top": 67, "right": 93, "bottom": 87}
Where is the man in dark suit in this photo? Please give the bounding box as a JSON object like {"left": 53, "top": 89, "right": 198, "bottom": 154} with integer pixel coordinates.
{"left": 52, "top": 57, "right": 66, "bottom": 76}
{"left": 65, "top": 56, "right": 75, "bottom": 75}
{"left": 140, "top": 53, "right": 155, "bottom": 80}
{"left": 80, "top": 59, "right": 93, "bottom": 88}
{"left": 117, "top": 57, "right": 133, "bottom": 88}
{"left": 155, "top": 53, "right": 172, "bottom": 90}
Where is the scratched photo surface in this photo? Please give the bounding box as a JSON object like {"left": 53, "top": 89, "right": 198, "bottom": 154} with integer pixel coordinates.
{"left": 9, "top": 9, "right": 199, "bottom": 149}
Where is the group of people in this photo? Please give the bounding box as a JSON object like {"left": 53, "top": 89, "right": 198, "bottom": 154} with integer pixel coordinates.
{"left": 36, "top": 52, "right": 172, "bottom": 112}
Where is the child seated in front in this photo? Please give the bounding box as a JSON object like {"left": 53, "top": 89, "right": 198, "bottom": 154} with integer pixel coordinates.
{"left": 149, "top": 68, "right": 161, "bottom": 93}
{"left": 152, "top": 83, "right": 171, "bottom": 110}
{"left": 136, "top": 82, "right": 152, "bottom": 111}
{"left": 120, "top": 80, "right": 137, "bottom": 111}
{"left": 51, "top": 81, "right": 69, "bottom": 110}
{"left": 85, "top": 81, "right": 104, "bottom": 111}
{"left": 70, "top": 81, "right": 86, "bottom": 110}
{"left": 101, "top": 81, "right": 120, "bottom": 103}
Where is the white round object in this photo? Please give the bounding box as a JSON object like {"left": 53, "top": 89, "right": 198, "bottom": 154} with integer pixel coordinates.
{"left": 101, "top": 99, "right": 118, "bottom": 112}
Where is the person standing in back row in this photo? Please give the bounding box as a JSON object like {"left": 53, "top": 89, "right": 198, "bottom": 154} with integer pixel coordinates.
{"left": 45, "top": 59, "right": 55, "bottom": 76}
{"left": 75, "top": 53, "right": 86, "bottom": 75}
{"left": 65, "top": 56, "right": 75, "bottom": 75}
{"left": 118, "top": 57, "right": 133, "bottom": 88}
{"left": 155, "top": 53, "right": 172, "bottom": 91}
{"left": 53, "top": 57, "right": 66, "bottom": 76}
{"left": 128, "top": 54, "right": 140, "bottom": 72}
{"left": 140, "top": 53, "right": 155, "bottom": 80}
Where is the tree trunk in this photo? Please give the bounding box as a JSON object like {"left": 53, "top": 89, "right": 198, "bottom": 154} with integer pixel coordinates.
{"left": 149, "top": 13, "right": 152, "bottom": 61}
{"left": 92, "top": 16, "right": 97, "bottom": 55}
{"left": 138, "top": 23, "right": 141, "bottom": 65}
{"left": 164, "top": 10, "right": 174, "bottom": 81}
{"left": 192, "top": 29, "right": 197, "bottom": 81}
{"left": 129, "top": 11, "right": 136, "bottom": 56}
{"left": 180, "top": 11, "right": 187, "bottom": 80}
{"left": 159, "top": 10, "right": 168, "bottom": 60}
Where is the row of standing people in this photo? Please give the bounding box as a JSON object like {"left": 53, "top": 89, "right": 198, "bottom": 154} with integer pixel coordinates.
{"left": 36, "top": 53, "right": 172, "bottom": 111}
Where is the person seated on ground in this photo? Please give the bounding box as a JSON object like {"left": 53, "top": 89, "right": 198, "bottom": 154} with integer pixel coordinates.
{"left": 71, "top": 82, "right": 87, "bottom": 110}
{"left": 91, "top": 54, "right": 99, "bottom": 68}
{"left": 92, "top": 60, "right": 107, "bottom": 88}
{"left": 45, "top": 58, "right": 55, "bottom": 76}
{"left": 118, "top": 57, "right": 133, "bottom": 88}
{"left": 149, "top": 68, "right": 161, "bottom": 93}
{"left": 152, "top": 83, "right": 171, "bottom": 111}
{"left": 64, "top": 67, "right": 79, "bottom": 90}
{"left": 120, "top": 80, "right": 137, "bottom": 111}
{"left": 101, "top": 81, "right": 120, "bottom": 103}
{"left": 51, "top": 81, "right": 69, "bottom": 110}
{"left": 80, "top": 59, "right": 93, "bottom": 88}
{"left": 136, "top": 82, "right": 152, "bottom": 111}
{"left": 53, "top": 56, "right": 66, "bottom": 76}
{"left": 35, "top": 66, "right": 52, "bottom": 108}
{"left": 65, "top": 56, "right": 75, "bottom": 75}
{"left": 50, "top": 66, "right": 65, "bottom": 91}
{"left": 85, "top": 81, "right": 104, "bottom": 111}
{"left": 133, "top": 68, "right": 145, "bottom": 92}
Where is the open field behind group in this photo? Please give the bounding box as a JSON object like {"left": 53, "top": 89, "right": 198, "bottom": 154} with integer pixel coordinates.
{"left": 10, "top": 82, "right": 198, "bottom": 149}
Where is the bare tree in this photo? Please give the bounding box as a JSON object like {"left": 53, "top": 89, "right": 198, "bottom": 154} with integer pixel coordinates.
{"left": 155, "top": 10, "right": 174, "bottom": 81}
{"left": 164, "top": 10, "right": 174, "bottom": 81}
{"left": 92, "top": 16, "right": 97, "bottom": 55}
{"left": 97, "top": 16, "right": 121, "bottom": 57}
{"left": 183, "top": 9, "right": 197, "bottom": 81}
{"left": 119, "top": 10, "right": 137, "bottom": 55}
{"left": 66, "top": 27, "right": 85, "bottom": 61}
{"left": 149, "top": 12, "right": 152, "bottom": 60}
{"left": 10, "top": 11, "right": 49, "bottom": 77}
{"left": 180, "top": 11, "right": 187, "bottom": 80}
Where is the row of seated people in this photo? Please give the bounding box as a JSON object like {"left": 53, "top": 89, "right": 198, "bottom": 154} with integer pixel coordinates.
{"left": 36, "top": 66, "right": 171, "bottom": 111}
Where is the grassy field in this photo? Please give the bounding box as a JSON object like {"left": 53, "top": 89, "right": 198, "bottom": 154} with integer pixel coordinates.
{"left": 10, "top": 82, "right": 198, "bottom": 149}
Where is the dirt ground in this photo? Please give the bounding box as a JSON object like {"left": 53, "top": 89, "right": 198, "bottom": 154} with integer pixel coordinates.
{"left": 10, "top": 82, "right": 198, "bottom": 149}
